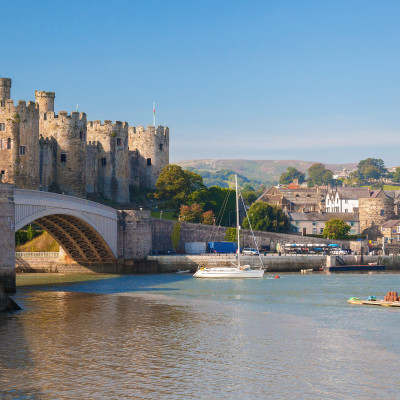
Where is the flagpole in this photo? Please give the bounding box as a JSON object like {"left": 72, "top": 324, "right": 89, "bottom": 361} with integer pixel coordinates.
{"left": 153, "top": 102, "right": 155, "bottom": 127}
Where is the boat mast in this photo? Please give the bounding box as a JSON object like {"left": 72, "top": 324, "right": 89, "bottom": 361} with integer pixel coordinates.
{"left": 235, "top": 174, "right": 240, "bottom": 268}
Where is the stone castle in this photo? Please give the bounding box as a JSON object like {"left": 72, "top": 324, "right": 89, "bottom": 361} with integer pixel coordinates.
{"left": 0, "top": 78, "right": 169, "bottom": 203}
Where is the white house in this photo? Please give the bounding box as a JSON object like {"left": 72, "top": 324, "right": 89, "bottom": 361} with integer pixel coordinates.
{"left": 326, "top": 187, "right": 370, "bottom": 213}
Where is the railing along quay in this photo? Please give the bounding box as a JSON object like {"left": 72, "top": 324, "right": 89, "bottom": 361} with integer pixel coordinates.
{"left": 15, "top": 252, "right": 60, "bottom": 258}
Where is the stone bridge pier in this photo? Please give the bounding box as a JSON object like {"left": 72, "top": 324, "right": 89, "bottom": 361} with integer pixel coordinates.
{"left": 0, "top": 183, "right": 152, "bottom": 293}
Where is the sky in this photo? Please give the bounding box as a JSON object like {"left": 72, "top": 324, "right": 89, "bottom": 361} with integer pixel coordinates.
{"left": 2, "top": 0, "right": 400, "bottom": 166}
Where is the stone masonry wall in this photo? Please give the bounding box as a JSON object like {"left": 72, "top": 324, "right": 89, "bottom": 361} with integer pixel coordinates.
{"left": 0, "top": 184, "right": 15, "bottom": 292}
{"left": 151, "top": 218, "right": 349, "bottom": 253}
{"left": 359, "top": 198, "right": 396, "bottom": 232}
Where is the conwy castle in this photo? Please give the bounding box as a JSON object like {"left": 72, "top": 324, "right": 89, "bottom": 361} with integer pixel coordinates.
{"left": 0, "top": 78, "right": 169, "bottom": 203}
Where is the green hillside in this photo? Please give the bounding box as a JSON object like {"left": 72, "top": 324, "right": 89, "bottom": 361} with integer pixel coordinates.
{"left": 176, "top": 159, "right": 358, "bottom": 185}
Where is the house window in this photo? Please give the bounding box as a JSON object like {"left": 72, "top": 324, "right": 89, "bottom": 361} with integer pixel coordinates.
{"left": 345, "top": 199, "right": 349, "bottom": 204}
{"left": 397, "top": 226, "right": 400, "bottom": 233}
{"left": 345, "top": 209, "right": 348, "bottom": 212}
{"left": 0, "top": 123, "right": 5, "bottom": 131}
{"left": 20, "top": 146, "right": 26, "bottom": 155}
{"left": 312, "top": 221, "right": 316, "bottom": 226}
{"left": 116, "top": 138, "right": 122, "bottom": 146}
{"left": 101, "top": 157, "right": 107, "bottom": 166}
{"left": 61, "top": 153, "right": 67, "bottom": 163}
{"left": 1, "top": 170, "right": 4, "bottom": 175}
{"left": 320, "top": 228, "right": 324, "bottom": 234}
{"left": 147, "top": 158, "right": 151, "bottom": 166}
{"left": 380, "top": 210, "right": 384, "bottom": 216}
{"left": 7, "top": 138, "right": 11, "bottom": 149}
{"left": 159, "top": 144, "right": 163, "bottom": 151}
{"left": 312, "top": 228, "right": 317, "bottom": 234}
{"left": 350, "top": 222, "right": 354, "bottom": 226}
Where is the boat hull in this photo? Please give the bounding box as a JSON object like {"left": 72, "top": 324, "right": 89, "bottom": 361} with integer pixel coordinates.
{"left": 193, "top": 267, "right": 264, "bottom": 278}
{"left": 326, "top": 265, "right": 386, "bottom": 272}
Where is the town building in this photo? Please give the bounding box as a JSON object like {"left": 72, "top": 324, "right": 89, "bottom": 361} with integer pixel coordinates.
{"left": 257, "top": 186, "right": 327, "bottom": 212}
{"left": 0, "top": 78, "right": 169, "bottom": 203}
{"left": 325, "top": 187, "right": 370, "bottom": 213}
{"left": 287, "top": 211, "right": 359, "bottom": 235}
{"left": 381, "top": 220, "right": 400, "bottom": 242}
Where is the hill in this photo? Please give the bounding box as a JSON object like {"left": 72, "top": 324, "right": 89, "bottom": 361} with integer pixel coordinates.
{"left": 176, "top": 159, "right": 358, "bottom": 185}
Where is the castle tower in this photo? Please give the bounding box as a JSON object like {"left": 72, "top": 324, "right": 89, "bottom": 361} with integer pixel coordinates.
{"left": 359, "top": 197, "right": 396, "bottom": 233}
{"left": 35, "top": 90, "right": 55, "bottom": 113}
{"left": 128, "top": 125, "right": 169, "bottom": 189}
{"left": 0, "top": 78, "right": 12, "bottom": 104}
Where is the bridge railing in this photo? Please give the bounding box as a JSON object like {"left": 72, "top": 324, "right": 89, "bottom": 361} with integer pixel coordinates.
{"left": 15, "top": 252, "right": 60, "bottom": 258}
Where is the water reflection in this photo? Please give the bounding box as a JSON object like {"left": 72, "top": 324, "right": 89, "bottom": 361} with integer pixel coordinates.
{"left": 1, "top": 273, "right": 400, "bottom": 399}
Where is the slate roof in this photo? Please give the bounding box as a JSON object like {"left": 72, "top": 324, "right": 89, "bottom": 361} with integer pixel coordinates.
{"left": 381, "top": 220, "right": 400, "bottom": 228}
{"left": 335, "top": 187, "right": 370, "bottom": 200}
{"left": 287, "top": 211, "right": 359, "bottom": 222}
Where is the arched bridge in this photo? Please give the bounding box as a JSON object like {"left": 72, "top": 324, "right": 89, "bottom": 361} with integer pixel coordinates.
{"left": 14, "top": 189, "right": 118, "bottom": 263}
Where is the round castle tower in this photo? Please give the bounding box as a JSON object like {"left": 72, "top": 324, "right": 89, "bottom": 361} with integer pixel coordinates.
{"left": 0, "top": 78, "right": 12, "bottom": 103}
{"left": 359, "top": 197, "right": 396, "bottom": 233}
{"left": 35, "top": 90, "right": 55, "bottom": 113}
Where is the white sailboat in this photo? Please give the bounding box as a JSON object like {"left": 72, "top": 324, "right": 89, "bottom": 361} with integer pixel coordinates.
{"left": 193, "top": 175, "right": 264, "bottom": 278}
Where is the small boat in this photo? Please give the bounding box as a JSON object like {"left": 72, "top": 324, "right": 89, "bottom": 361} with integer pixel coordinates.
{"left": 347, "top": 297, "right": 362, "bottom": 305}
{"left": 348, "top": 294, "right": 400, "bottom": 308}
{"left": 193, "top": 175, "right": 264, "bottom": 279}
{"left": 301, "top": 269, "right": 313, "bottom": 274}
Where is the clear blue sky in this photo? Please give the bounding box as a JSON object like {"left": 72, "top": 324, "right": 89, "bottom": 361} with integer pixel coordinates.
{"left": 3, "top": 0, "right": 400, "bottom": 166}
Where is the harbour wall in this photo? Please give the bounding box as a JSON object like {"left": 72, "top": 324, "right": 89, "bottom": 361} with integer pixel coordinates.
{"left": 148, "top": 254, "right": 400, "bottom": 272}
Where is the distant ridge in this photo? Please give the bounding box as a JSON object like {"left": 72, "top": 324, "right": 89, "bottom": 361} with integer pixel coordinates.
{"left": 176, "top": 159, "right": 358, "bottom": 184}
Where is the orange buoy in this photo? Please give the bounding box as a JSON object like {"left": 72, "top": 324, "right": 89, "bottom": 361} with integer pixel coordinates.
{"left": 274, "top": 275, "right": 280, "bottom": 279}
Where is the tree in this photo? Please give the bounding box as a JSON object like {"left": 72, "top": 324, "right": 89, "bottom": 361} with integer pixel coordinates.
{"left": 225, "top": 227, "right": 238, "bottom": 242}
{"left": 202, "top": 210, "right": 215, "bottom": 225}
{"left": 307, "top": 163, "right": 333, "bottom": 187}
{"left": 26, "top": 225, "right": 35, "bottom": 241}
{"left": 323, "top": 218, "right": 350, "bottom": 240}
{"left": 242, "top": 202, "right": 291, "bottom": 233}
{"left": 357, "top": 158, "right": 386, "bottom": 181}
{"left": 279, "top": 167, "right": 305, "bottom": 185}
{"left": 171, "top": 222, "right": 181, "bottom": 251}
{"left": 392, "top": 167, "right": 400, "bottom": 183}
{"left": 154, "top": 165, "right": 205, "bottom": 210}
{"left": 179, "top": 203, "right": 203, "bottom": 223}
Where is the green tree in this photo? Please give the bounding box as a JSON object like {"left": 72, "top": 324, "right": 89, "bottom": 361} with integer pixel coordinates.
{"left": 242, "top": 202, "right": 291, "bottom": 233}
{"left": 392, "top": 167, "right": 400, "bottom": 183}
{"left": 225, "top": 227, "right": 238, "bottom": 242}
{"left": 307, "top": 163, "right": 333, "bottom": 187}
{"left": 26, "top": 225, "right": 35, "bottom": 241}
{"left": 279, "top": 167, "right": 305, "bottom": 185}
{"left": 323, "top": 218, "right": 350, "bottom": 239}
{"left": 171, "top": 222, "right": 181, "bottom": 251}
{"left": 357, "top": 158, "right": 386, "bottom": 181}
{"left": 154, "top": 165, "right": 205, "bottom": 210}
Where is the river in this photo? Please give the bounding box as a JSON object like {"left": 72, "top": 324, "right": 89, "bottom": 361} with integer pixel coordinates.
{"left": 1, "top": 272, "right": 400, "bottom": 399}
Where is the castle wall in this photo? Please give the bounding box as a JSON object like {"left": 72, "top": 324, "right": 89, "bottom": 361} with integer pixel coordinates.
{"left": 0, "top": 78, "right": 11, "bottom": 103}
{"left": 39, "top": 111, "right": 87, "bottom": 197}
{"left": 39, "top": 136, "right": 56, "bottom": 191}
{"left": 359, "top": 198, "right": 396, "bottom": 232}
{"left": 0, "top": 100, "right": 39, "bottom": 190}
{"left": 87, "top": 120, "right": 130, "bottom": 203}
{"left": 128, "top": 125, "right": 169, "bottom": 189}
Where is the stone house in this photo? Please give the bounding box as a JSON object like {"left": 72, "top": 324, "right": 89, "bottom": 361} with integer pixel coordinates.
{"left": 381, "top": 220, "right": 400, "bottom": 242}
{"left": 287, "top": 211, "right": 360, "bottom": 235}
{"left": 258, "top": 186, "right": 327, "bottom": 212}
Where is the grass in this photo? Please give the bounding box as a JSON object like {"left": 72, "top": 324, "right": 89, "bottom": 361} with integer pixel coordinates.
{"left": 383, "top": 185, "right": 400, "bottom": 190}
{"left": 16, "top": 231, "right": 60, "bottom": 252}
{"left": 151, "top": 210, "right": 176, "bottom": 220}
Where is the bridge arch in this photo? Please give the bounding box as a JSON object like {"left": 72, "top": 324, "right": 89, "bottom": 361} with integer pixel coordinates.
{"left": 14, "top": 189, "right": 118, "bottom": 263}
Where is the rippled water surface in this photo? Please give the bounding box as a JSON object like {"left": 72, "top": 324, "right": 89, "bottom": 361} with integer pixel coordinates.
{"left": 2, "top": 272, "right": 400, "bottom": 399}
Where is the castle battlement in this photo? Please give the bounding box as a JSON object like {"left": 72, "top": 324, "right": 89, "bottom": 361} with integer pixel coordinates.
{"left": 42, "top": 111, "right": 87, "bottom": 123}
{"left": 88, "top": 120, "right": 129, "bottom": 130}
{"left": 129, "top": 125, "right": 169, "bottom": 139}
{"left": 0, "top": 99, "right": 39, "bottom": 117}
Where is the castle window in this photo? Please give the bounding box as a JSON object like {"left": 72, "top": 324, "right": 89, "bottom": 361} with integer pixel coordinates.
{"left": 116, "top": 138, "right": 122, "bottom": 146}
{"left": 159, "top": 144, "right": 163, "bottom": 151}
{"left": 20, "top": 146, "right": 26, "bottom": 155}
{"left": 61, "top": 153, "right": 67, "bottom": 163}
{"left": 101, "top": 157, "right": 107, "bottom": 166}
{"left": 0, "top": 123, "right": 5, "bottom": 131}
{"left": 147, "top": 158, "right": 151, "bottom": 166}
{"left": 1, "top": 170, "right": 4, "bottom": 175}
{"left": 380, "top": 210, "right": 384, "bottom": 216}
{"left": 7, "top": 138, "right": 11, "bottom": 149}
{"left": 80, "top": 130, "right": 83, "bottom": 139}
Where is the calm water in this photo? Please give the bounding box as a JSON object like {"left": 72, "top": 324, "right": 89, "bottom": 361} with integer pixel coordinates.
{"left": 1, "top": 272, "right": 400, "bottom": 399}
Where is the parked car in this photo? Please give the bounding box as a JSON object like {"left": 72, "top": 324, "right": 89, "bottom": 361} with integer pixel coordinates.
{"left": 242, "top": 248, "right": 260, "bottom": 256}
